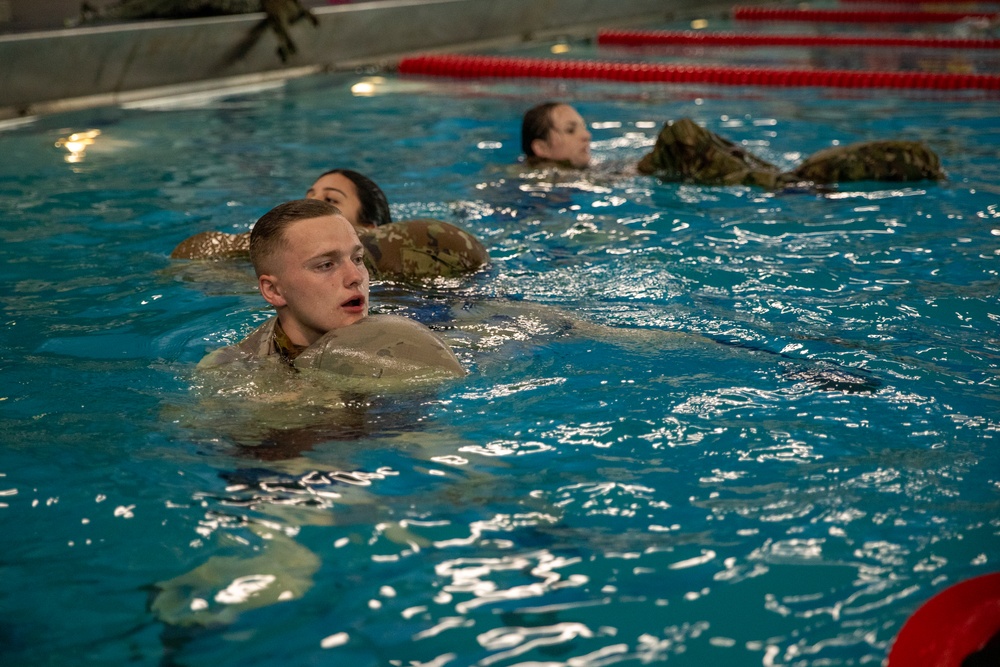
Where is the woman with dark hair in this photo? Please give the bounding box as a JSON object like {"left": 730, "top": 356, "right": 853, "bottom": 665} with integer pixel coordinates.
{"left": 170, "top": 169, "right": 489, "bottom": 280}
{"left": 520, "top": 101, "right": 945, "bottom": 187}
{"left": 521, "top": 102, "right": 592, "bottom": 169}
{"left": 305, "top": 169, "right": 392, "bottom": 228}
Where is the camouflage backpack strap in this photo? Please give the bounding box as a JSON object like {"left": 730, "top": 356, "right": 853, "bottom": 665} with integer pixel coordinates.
{"left": 294, "top": 314, "right": 466, "bottom": 379}
{"left": 787, "top": 140, "right": 946, "bottom": 184}
{"left": 359, "top": 219, "right": 490, "bottom": 281}
{"left": 170, "top": 231, "right": 251, "bottom": 260}
{"left": 637, "top": 118, "right": 783, "bottom": 188}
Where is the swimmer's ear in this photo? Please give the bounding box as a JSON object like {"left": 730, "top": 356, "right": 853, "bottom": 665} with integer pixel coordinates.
{"left": 258, "top": 274, "right": 287, "bottom": 308}
{"left": 531, "top": 137, "right": 554, "bottom": 160}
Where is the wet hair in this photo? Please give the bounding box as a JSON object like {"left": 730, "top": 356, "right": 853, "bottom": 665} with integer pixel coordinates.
{"left": 249, "top": 199, "right": 343, "bottom": 277}
{"left": 521, "top": 102, "right": 562, "bottom": 158}
{"left": 315, "top": 168, "right": 392, "bottom": 227}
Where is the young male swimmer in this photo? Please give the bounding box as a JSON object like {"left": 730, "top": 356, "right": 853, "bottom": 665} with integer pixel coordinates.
{"left": 171, "top": 169, "right": 490, "bottom": 280}
{"left": 199, "top": 199, "right": 466, "bottom": 378}
{"left": 521, "top": 101, "right": 945, "bottom": 187}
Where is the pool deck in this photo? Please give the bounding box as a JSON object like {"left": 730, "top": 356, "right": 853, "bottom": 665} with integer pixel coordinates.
{"left": 0, "top": 0, "right": 736, "bottom": 121}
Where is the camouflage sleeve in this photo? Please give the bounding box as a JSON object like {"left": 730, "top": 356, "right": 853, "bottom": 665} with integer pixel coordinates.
{"left": 170, "top": 231, "right": 251, "bottom": 259}
{"left": 787, "top": 140, "right": 945, "bottom": 184}
{"left": 636, "top": 118, "right": 783, "bottom": 189}
{"left": 359, "top": 219, "right": 490, "bottom": 281}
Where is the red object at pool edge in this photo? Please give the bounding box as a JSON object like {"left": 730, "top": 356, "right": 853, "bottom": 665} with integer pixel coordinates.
{"left": 887, "top": 572, "right": 1000, "bottom": 666}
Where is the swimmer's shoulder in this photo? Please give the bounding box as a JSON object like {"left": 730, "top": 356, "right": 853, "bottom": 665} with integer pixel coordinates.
{"left": 360, "top": 219, "right": 489, "bottom": 280}
{"left": 171, "top": 231, "right": 250, "bottom": 260}
{"left": 197, "top": 317, "right": 278, "bottom": 369}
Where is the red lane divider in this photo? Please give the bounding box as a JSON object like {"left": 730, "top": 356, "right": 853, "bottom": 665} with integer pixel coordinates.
{"left": 397, "top": 54, "right": 1000, "bottom": 90}
{"left": 598, "top": 29, "right": 1000, "bottom": 49}
{"left": 732, "top": 6, "right": 998, "bottom": 22}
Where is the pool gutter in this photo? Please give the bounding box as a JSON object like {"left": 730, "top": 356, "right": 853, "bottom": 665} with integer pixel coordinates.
{"left": 0, "top": 0, "right": 738, "bottom": 121}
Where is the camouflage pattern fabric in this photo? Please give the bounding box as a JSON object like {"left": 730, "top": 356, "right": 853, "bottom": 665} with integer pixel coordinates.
{"left": 637, "top": 117, "right": 945, "bottom": 188}
{"left": 361, "top": 219, "right": 490, "bottom": 281}
{"left": 787, "top": 140, "right": 945, "bottom": 184}
{"left": 171, "top": 219, "right": 489, "bottom": 280}
{"left": 197, "top": 316, "right": 279, "bottom": 369}
{"left": 636, "top": 118, "right": 785, "bottom": 189}
{"left": 170, "top": 230, "right": 251, "bottom": 260}
{"left": 199, "top": 314, "right": 465, "bottom": 380}
{"left": 294, "top": 315, "right": 466, "bottom": 379}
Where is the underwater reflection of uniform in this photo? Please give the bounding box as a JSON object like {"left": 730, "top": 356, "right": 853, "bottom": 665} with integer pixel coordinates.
{"left": 170, "top": 168, "right": 490, "bottom": 281}
{"left": 153, "top": 202, "right": 471, "bottom": 636}
{"left": 153, "top": 303, "right": 880, "bottom": 640}
{"left": 521, "top": 102, "right": 946, "bottom": 188}
{"left": 194, "top": 312, "right": 469, "bottom": 461}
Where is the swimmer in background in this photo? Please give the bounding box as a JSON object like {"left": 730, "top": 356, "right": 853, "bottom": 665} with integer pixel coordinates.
{"left": 521, "top": 101, "right": 945, "bottom": 188}
{"left": 521, "top": 102, "right": 594, "bottom": 169}
{"left": 198, "top": 198, "right": 466, "bottom": 379}
{"left": 170, "top": 169, "right": 490, "bottom": 280}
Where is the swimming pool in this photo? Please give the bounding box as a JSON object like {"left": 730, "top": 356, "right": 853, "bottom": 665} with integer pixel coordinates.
{"left": 1, "top": 27, "right": 998, "bottom": 666}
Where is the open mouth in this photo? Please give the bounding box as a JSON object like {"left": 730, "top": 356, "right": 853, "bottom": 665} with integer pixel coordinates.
{"left": 342, "top": 296, "right": 365, "bottom": 309}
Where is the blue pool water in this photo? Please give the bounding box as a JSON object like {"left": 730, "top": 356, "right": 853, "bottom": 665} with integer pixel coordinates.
{"left": 1, "top": 33, "right": 999, "bottom": 667}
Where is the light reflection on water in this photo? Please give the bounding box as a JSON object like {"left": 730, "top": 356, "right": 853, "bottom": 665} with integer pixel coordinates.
{"left": 0, "top": 49, "right": 998, "bottom": 667}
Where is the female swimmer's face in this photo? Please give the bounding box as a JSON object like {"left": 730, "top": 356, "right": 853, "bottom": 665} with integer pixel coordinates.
{"left": 532, "top": 104, "right": 592, "bottom": 168}
{"left": 305, "top": 173, "right": 366, "bottom": 228}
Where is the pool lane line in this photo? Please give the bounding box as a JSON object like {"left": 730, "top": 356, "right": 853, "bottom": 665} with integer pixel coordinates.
{"left": 598, "top": 29, "right": 1000, "bottom": 50}
{"left": 732, "top": 6, "right": 999, "bottom": 22}
{"left": 397, "top": 54, "right": 1000, "bottom": 90}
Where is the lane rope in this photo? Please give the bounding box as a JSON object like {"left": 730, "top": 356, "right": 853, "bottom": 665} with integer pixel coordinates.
{"left": 397, "top": 54, "right": 1000, "bottom": 90}
{"left": 598, "top": 29, "right": 1000, "bottom": 49}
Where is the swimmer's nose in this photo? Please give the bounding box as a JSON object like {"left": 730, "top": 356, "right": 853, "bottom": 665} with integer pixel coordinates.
{"left": 343, "top": 258, "right": 367, "bottom": 286}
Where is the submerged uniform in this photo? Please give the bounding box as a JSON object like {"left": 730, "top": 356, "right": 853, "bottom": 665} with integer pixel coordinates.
{"left": 171, "top": 220, "right": 490, "bottom": 280}
{"left": 636, "top": 117, "right": 945, "bottom": 188}
{"left": 199, "top": 314, "right": 466, "bottom": 380}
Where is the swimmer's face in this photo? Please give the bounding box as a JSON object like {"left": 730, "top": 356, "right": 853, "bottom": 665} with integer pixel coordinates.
{"left": 532, "top": 104, "right": 592, "bottom": 168}
{"left": 305, "top": 173, "right": 367, "bottom": 228}
{"left": 258, "top": 214, "right": 370, "bottom": 346}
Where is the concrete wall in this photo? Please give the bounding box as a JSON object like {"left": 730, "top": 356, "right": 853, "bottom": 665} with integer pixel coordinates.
{"left": 0, "top": 0, "right": 334, "bottom": 32}
{"left": 0, "top": 0, "right": 723, "bottom": 120}
{"left": 0, "top": 0, "right": 82, "bottom": 32}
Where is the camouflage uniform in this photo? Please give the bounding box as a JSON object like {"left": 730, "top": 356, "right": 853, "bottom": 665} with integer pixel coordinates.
{"left": 787, "top": 140, "right": 945, "bottom": 184}
{"left": 199, "top": 314, "right": 466, "bottom": 379}
{"left": 637, "top": 117, "right": 944, "bottom": 188}
{"left": 170, "top": 219, "right": 490, "bottom": 280}
{"left": 169, "top": 229, "right": 250, "bottom": 260}
{"left": 361, "top": 219, "right": 490, "bottom": 281}
{"left": 636, "top": 118, "right": 786, "bottom": 188}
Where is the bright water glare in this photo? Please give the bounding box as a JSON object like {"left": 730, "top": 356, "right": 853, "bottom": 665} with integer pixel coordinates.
{"left": 1, "top": 36, "right": 999, "bottom": 667}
